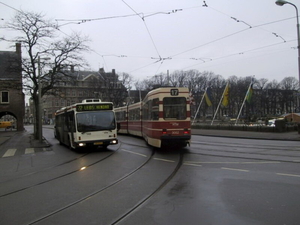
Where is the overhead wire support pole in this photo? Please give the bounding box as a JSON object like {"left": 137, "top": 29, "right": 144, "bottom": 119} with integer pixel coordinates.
{"left": 235, "top": 80, "right": 253, "bottom": 125}
{"left": 235, "top": 91, "right": 248, "bottom": 126}
{"left": 211, "top": 83, "right": 228, "bottom": 125}
{"left": 192, "top": 88, "right": 206, "bottom": 125}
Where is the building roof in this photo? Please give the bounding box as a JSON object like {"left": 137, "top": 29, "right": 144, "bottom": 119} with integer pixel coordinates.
{"left": 59, "top": 68, "right": 117, "bottom": 82}
{"left": 0, "top": 50, "right": 22, "bottom": 81}
{"left": 0, "top": 43, "right": 22, "bottom": 81}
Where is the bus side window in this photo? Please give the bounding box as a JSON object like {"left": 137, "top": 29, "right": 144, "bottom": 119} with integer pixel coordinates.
{"left": 66, "top": 112, "right": 75, "bottom": 131}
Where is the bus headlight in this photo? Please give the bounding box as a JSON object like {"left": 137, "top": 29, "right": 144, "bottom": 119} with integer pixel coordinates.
{"left": 78, "top": 143, "right": 86, "bottom": 147}
{"left": 110, "top": 140, "right": 118, "bottom": 144}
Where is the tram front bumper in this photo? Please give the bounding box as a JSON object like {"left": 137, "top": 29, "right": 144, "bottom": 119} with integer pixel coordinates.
{"left": 160, "top": 135, "right": 191, "bottom": 146}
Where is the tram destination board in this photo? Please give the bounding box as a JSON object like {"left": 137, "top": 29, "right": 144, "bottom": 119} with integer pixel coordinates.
{"left": 77, "top": 103, "right": 113, "bottom": 112}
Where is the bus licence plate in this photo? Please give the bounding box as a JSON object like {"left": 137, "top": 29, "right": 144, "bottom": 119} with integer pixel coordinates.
{"left": 94, "top": 142, "right": 103, "bottom": 145}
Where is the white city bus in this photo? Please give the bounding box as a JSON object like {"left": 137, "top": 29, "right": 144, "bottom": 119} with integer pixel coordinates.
{"left": 54, "top": 99, "right": 118, "bottom": 150}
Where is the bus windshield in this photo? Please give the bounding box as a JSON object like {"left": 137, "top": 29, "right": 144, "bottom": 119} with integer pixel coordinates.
{"left": 163, "top": 97, "right": 187, "bottom": 120}
{"left": 76, "top": 111, "right": 116, "bottom": 132}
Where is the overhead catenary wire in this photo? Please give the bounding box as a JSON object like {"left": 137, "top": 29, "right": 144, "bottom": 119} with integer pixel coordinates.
{"left": 0, "top": 1, "right": 22, "bottom": 14}
{"left": 53, "top": 1, "right": 296, "bottom": 75}
{"left": 2, "top": 0, "right": 297, "bottom": 78}
{"left": 91, "top": 12, "right": 295, "bottom": 73}
{"left": 121, "top": 0, "right": 162, "bottom": 60}
{"left": 181, "top": 39, "right": 296, "bottom": 70}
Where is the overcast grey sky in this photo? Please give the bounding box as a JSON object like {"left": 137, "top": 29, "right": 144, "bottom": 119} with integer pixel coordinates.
{"left": 0, "top": 0, "right": 299, "bottom": 82}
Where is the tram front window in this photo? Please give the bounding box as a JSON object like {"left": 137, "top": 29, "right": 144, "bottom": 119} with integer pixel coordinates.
{"left": 77, "top": 111, "right": 116, "bottom": 132}
{"left": 163, "top": 97, "right": 187, "bottom": 120}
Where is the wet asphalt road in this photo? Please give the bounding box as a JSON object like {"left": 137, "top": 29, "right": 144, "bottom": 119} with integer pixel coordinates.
{"left": 0, "top": 126, "right": 299, "bottom": 225}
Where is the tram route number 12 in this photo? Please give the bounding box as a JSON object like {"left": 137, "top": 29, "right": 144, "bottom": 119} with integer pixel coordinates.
{"left": 170, "top": 89, "right": 179, "bottom": 96}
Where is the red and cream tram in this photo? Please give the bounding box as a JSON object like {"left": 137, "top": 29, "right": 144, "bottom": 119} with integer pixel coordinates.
{"left": 115, "top": 87, "right": 191, "bottom": 148}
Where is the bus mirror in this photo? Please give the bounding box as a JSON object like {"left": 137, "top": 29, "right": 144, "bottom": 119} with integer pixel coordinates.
{"left": 117, "top": 123, "right": 121, "bottom": 131}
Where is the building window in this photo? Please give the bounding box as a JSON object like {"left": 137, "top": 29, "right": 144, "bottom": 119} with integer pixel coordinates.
{"left": 1, "top": 91, "right": 9, "bottom": 103}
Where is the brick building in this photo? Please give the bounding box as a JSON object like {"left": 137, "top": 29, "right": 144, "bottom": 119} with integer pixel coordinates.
{"left": 40, "top": 68, "right": 127, "bottom": 124}
{"left": 0, "top": 43, "right": 25, "bottom": 131}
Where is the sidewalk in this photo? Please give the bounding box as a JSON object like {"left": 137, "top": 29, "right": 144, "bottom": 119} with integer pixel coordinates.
{"left": 0, "top": 131, "right": 15, "bottom": 146}
{"left": 0, "top": 129, "right": 50, "bottom": 148}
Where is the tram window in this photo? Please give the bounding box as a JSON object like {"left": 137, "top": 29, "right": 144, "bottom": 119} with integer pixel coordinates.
{"left": 142, "top": 101, "right": 150, "bottom": 120}
{"left": 129, "top": 109, "right": 133, "bottom": 120}
{"left": 135, "top": 108, "right": 141, "bottom": 120}
{"left": 116, "top": 111, "right": 125, "bottom": 121}
{"left": 129, "top": 108, "right": 140, "bottom": 121}
{"left": 151, "top": 98, "right": 159, "bottom": 120}
{"left": 163, "top": 97, "right": 186, "bottom": 120}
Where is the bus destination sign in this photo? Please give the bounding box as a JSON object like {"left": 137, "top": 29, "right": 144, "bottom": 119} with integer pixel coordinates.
{"left": 77, "top": 104, "right": 113, "bottom": 112}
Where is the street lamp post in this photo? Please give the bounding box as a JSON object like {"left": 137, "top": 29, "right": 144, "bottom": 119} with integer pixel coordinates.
{"left": 276, "top": 0, "right": 300, "bottom": 86}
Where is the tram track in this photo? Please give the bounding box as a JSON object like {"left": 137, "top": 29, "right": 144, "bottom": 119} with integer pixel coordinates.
{"left": 0, "top": 146, "right": 120, "bottom": 197}
{"left": 25, "top": 142, "right": 183, "bottom": 225}
{"left": 0, "top": 153, "right": 89, "bottom": 183}
{"left": 189, "top": 139, "right": 300, "bottom": 163}
{"left": 192, "top": 140, "right": 300, "bottom": 152}
{"left": 111, "top": 152, "right": 183, "bottom": 225}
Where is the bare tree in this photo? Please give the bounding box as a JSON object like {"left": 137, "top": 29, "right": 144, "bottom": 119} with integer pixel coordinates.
{"left": 256, "top": 78, "right": 269, "bottom": 90}
{"left": 108, "top": 72, "right": 131, "bottom": 107}
{"left": 169, "top": 70, "right": 186, "bottom": 87}
{"left": 279, "top": 77, "right": 299, "bottom": 90}
{"left": 279, "top": 77, "right": 299, "bottom": 114}
{"left": 4, "top": 10, "right": 90, "bottom": 139}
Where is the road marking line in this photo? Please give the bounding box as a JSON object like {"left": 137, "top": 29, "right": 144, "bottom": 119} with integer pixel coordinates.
{"left": 153, "top": 158, "right": 175, "bottom": 163}
{"left": 276, "top": 173, "right": 300, "bottom": 178}
{"left": 183, "top": 163, "right": 202, "bottom": 167}
{"left": 121, "top": 149, "right": 147, "bottom": 157}
{"left": 221, "top": 167, "right": 249, "bottom": 172}
{"left": 25, "top": 148, "right": 35, "bottom": 154}
{"left": 185, "top": 161, "right": 280, "bottom": 164}
{"left": 3, "top": 149, "right": 17, "bottom": 157}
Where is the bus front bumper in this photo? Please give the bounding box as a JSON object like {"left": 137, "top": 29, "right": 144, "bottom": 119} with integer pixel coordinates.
{"left": 75, "top": 139, "right": 118, "bottom": 148}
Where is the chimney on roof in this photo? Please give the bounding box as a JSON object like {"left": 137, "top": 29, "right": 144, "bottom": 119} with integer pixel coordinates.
{"left": 16, "top": 43, "right": 21, "bottom": 56}
{"left": 112, "top": 69, "right": 115, "bottom": 75}
{"left": 99, "top": 68, "right": 105, "bottom": 73}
